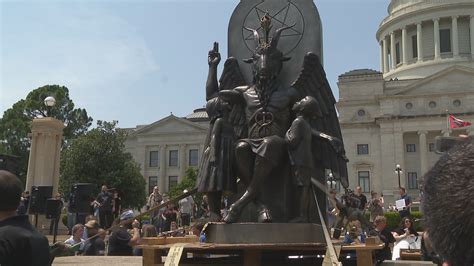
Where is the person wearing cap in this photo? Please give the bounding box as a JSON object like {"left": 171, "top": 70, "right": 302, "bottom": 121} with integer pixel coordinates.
{"left": 107, "top": 210, "right": 140, "bottom": 256}
{"left": 0, "top": 170, "right": 50, "bottom": 266}
{"left": 82, "top": 220, "right": 105, "bottom": 256}
{"left": 178, "top": 189, "right": 194, "bottom": 226}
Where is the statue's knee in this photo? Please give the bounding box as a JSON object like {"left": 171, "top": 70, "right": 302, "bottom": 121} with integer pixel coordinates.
{"left": 235, "top": 142, "right": 250, "bottom": 156}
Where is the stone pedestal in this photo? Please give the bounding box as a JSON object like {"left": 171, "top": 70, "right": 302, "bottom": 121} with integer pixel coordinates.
{"left": 25, "top": 117, "right": 65, "bottom": 195}
{"left": 26, "top": 117, "right": 65, "bottom": 234}
{"left": 204, "top": 223, "right": 325, "bottom": 244}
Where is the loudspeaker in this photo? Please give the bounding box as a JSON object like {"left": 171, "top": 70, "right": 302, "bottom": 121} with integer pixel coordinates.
{"left": 69, "top": 183, "right": 94, "bottom": 213}
{"left": 29, "top": 186, "right": 53, "bottom": 214}
{"left": 45, "top": 199, "right": 62, "bottom": 219}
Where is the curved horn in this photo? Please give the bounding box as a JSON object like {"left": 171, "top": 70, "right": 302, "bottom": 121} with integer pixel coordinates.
{"left": 244, "top": 26, "right": 260, "bottom": 48}
{"left": 270, "top": 23, "right": 296, "bottom": 50}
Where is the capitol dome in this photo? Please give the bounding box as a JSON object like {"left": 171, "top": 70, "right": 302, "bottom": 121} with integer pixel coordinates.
{"left": 376, "top": 0, "right": 474, "bottom": 80}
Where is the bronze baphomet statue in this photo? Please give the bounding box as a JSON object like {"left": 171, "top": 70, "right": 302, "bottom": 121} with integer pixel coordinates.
{"left": 196, "top": 14, "right": 348, "bottom": 224}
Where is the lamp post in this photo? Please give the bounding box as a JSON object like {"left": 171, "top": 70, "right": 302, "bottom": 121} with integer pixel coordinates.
{"left": 327, "top": 172, "right": 336, "bottom": 189}
{"left": 44, "top": 96, "right": 56, "bottom": 117}
{"left": 395, "top": 164, "right": 403, "bottom": 188}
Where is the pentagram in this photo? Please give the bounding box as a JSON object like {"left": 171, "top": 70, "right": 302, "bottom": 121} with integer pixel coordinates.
{"left": 242, "top": 1, "right": 304, "bottom": 55}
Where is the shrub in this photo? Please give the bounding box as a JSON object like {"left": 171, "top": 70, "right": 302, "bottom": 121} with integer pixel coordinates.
{"left": 411, "top": 211, "right": 424, "bottom": 231}
{"left": 384, "top": 211, "right": 401, "bottom": 230}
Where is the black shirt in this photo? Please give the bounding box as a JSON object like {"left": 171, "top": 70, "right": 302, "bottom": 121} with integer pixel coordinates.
{"left": 108, "top": 227, "right": 132, "bottom": 256}
{"left": 0, "top": 215, "right": 50, "bottom": 266}
{"left": 355, "top": 194, "right": 367, "bottom": 210}
{"left": 83, "top": 236, "right": 105, "bottom": 256}
{"left": 369, "top": 227, "right": 396, "bottom": 261}
{"left": 96, "top": 191, "right": 113, "bottom": 211}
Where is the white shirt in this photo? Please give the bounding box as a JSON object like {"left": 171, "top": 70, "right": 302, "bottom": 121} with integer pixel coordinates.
{"left": 179, "top": 196, "right": 194, "bottom": 214}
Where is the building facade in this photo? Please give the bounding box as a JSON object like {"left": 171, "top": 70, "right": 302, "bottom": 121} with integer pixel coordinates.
{"left": 338, "top": 0, "right": 474, "bottom": 203}
{"left": 124, "top": 109, "right": 209, "bottom": 194}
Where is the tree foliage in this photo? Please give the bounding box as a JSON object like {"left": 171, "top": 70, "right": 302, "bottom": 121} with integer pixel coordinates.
{"left": 168, "top": 167, "right": 198, "bottom": 199}
{"left": 168, "top": 167, "right": 204, "bottom": 209}
{"left": 0, "top": 85, "right": 92, "bottom": 183}
{"left": 60, "top": 120, "right": 146, "bottom": 209}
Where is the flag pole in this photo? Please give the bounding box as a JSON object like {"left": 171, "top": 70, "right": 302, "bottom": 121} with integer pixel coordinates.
{"left": 446, "top": 109, "right": 450, "bottom": 137}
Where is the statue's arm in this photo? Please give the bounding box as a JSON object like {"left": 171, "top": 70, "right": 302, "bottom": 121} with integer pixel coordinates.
{"left": 206, "top": 42, "right": 221, "bottom": 101}
{"left": 218, "top": 88, "right": 244, "bottom": 104}
{"left": 312, "top": 129, "right": 345, "bottom": 156}
{"left": 286, "top": 118, "right": 304, "bottom": 149}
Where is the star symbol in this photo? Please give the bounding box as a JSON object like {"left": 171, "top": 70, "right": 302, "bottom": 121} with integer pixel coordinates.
{"left": 244, "top": 2, "right": 303, "bottom": 42}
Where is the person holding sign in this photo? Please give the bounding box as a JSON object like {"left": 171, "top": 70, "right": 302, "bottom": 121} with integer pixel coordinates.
{"left": 396, "top": 187, "right": 411, "bottom": 218}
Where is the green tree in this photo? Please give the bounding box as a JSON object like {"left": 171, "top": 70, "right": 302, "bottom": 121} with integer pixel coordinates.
{"left": 168, "top": 167, "right": 198, "bottom": 199}
{"left": 60, "top": 120, "right": 146, "bottom": 209}
{"left": 0, "top": 85, "right": 92, "bottom": 183}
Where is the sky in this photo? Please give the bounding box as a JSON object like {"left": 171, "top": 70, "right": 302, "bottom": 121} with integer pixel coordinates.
{"left": 1, "top": 0, "right": 389, "bottom": 128}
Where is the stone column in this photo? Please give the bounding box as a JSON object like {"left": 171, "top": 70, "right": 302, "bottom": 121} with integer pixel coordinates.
{"left": 25, "top": 117, "right": 65, "bottom": 195}
{"left": 417, "top": 22, "right": 423, "bottom": 62}
{"left": 382, "top": 37, "right": 389, "bottom": 72}
{"left": 433, "top": 18, "right": 440, "bottom": 59}
{"left": 380, "top": 41, "right": 384, "bottom": 72}
{"left": 470, "top": 15, "right": 474, "bottom": 58}
{"left": 159, "top": 145, "right": 166, "bottom": 191}
{"left": 452, "top": 16, "right": 459, "bottom": 58}
{"left": 390, "top": 32, "right": 396, "bottom": 69}
{"left": 418, "top": 130, "right": 428, "bottom": 176}
{"left": 402, "top": 27, "right": 408, "bottom": 65}
{"left": 179, "top": 144, "right": 187, "bottom": 181}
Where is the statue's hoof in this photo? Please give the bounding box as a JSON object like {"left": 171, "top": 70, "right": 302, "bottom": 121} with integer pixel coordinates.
{"left": 223, "top": 208, "right": 239, "bottom": 223}
{"left": 258, "top": 208, "right": 272, "bottom": 223}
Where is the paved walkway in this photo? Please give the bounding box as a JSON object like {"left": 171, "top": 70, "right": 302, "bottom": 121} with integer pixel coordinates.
{"left": 53, "top": 256, "right": 142, "bottom": 265}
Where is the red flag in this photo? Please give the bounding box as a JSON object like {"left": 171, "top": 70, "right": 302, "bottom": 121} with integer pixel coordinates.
{"left": 449, "top": 115, "right": 472, "bottom": 128}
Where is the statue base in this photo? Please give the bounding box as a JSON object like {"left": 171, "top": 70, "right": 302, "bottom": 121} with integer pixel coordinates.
{"left": 203, "top": 223, "right": 325, "bottom": 244}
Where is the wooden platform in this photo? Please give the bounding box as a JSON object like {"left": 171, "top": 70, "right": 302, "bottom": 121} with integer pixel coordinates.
{"left": 139, "top": 239, "right": 384, "bottom": 266}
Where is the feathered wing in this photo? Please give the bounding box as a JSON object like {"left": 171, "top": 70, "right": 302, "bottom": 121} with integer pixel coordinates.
{"left": 291, "top": 52, "right": 349, "bottom": 189}
{"left": 218, "top": 57, "right": 248, "bottom": 138}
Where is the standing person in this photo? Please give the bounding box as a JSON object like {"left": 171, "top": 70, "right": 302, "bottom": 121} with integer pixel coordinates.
{"left": 112, "top": 191, "right": 122, "bottom": 220}
{"left": 199, "top": 195, "right": 209, "bottom": 218}
{"left": 0, "top": 170, "right": 50, "bottom": 265}
{"left": 16, "top": 191, "right": 29, "bottom": 215}
{"left": 368, "top": 191, "right": 384, "bottom": 222}
{"left": 326, "top": 189, "right": 339, "bottom": 231}
{"left": 107, "top": 210, "right": 140, "bottom": 256}
{"left": 354, "top": 186, "right": 367, "bottom": 211}
{"left": 147, "top": 186, "right": 163, "bottom": 220}
{"left": 368, "top": 216, "right": 396, "bottom": 263}
{"left": 178, "top": 189, "right": 194, "bottom": 226}
{"left": 49, "top": 193, "right": 64, "bottom": 235}
{"left": 397, "top": 187, "right": 411, "bottom": 218}
{"left": 66, "top": 193, "right": 76, "bottom": 235}
{"left": 96, "top": 185, "right": 113, "bottom": 229}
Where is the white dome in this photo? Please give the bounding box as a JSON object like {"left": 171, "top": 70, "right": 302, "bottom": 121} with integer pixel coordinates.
{"left": 376, "top": 0, "right": 474, "bottom": 80}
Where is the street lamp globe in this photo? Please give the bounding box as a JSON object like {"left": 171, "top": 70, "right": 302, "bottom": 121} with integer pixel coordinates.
{"left": 44, "top": 96, "right": 56, "bottom": 107}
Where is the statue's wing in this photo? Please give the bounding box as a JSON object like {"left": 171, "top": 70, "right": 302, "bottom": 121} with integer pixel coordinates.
{"left": 292, "top": 52, "right": 349, "bottom": 188}
{"left": 219, "top": 57, "right": 248, "bottom": 138}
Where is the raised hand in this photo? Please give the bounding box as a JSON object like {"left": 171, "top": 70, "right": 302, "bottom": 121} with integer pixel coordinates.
{"left": 208, "top": 42, "right": 221, "bottom": 67}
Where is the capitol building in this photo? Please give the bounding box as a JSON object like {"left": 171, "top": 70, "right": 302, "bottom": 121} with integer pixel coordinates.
{"left": 337, "top": 0, "right": 474, "bottom": 202}
{"left": 124, "top": 0, "right": 474, "bottom": 203}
